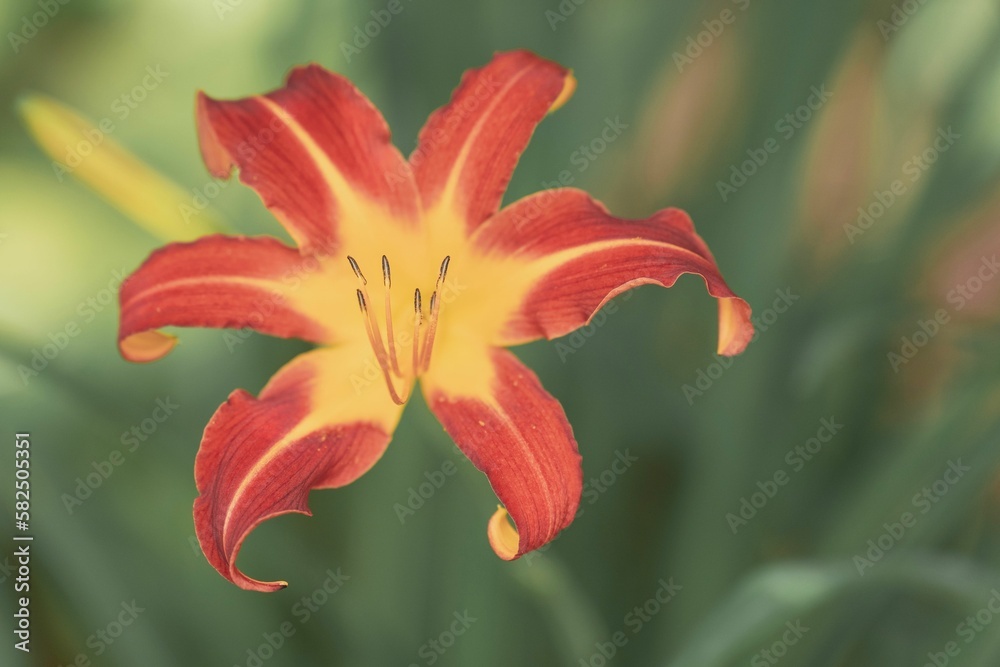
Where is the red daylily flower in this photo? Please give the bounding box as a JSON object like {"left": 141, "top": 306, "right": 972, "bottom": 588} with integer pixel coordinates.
{"left": 118, "top": 50, "right": 753, "bottom": 591}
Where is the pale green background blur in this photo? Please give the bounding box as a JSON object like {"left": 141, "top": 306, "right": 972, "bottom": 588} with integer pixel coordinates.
{"left": 4, "top": 1, "right": 1000, "bottom": 665}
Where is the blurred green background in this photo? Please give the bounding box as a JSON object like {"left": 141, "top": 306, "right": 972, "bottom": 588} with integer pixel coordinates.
{"left": 3, "top": 0, "right": 1000, "bottom": 665}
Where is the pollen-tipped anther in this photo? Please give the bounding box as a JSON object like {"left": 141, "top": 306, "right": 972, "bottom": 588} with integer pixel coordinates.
{"left": 349, "top": 257, "right": 405, "bottom": 405}
{"left": 381, "top": 255, "right": 401, "bottom": 376}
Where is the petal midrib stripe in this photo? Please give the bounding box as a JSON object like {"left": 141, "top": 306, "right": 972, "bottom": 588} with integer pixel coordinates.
{"left": 436, "top": 65, "right": 534, "bottom": 211}
{"left": 218, "top": 412, "right": 337, "bottom": 552}
{"left": 254, "top": 96, "right": 367, "bottom": 224}
{"left": 123, "top": 275, "right": 290, "bottom": 302}
{"left": 517, "top": 238, "right": 718, "bottom": 283}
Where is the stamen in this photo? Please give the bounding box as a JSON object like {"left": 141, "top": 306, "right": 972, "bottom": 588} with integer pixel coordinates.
{"left": 418, "top": 256, "right": 450, "bottom": 372}
{"left": 347, "top": 255, "right": 366, "bottom": 285}
{"left": 438, "top": 255, "right": 451, "bottom": 283}
{"left": 348, "top": 254, "right": 452, "bottom": 394}
{"left": 420, "top": 290, "right": 440, "bottom": 372}
{"left": 413, "top": 288, "right": 423, "bottom": 379}
{"left": 381, "top": 255, "right": 402, "bottom": 376}
{"left": 347, "top": 256, "right": 378, "bottom": 354}
{"left": 350, "top": 255, "right": 407, "bottom": 405}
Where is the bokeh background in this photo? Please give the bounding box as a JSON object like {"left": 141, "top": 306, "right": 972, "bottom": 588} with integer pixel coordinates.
{"left": 3, "top": 0, "right": 1000, "bottom": 665}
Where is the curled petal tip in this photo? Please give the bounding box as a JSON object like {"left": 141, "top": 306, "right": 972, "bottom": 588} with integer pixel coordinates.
{"left": 488, "top": 506, "right": 520, "bottom": 561}
{"left": 230, "top": 572, "right": 289, "bottom": 593}
{"left": 193, "top": 347, "right": 402, "bottom": 592}
{"left": 549, "top": 71, "right": 577, "bottom": 113}
{"left": 119, "top": 330, "right": 178, "bottom": 363}
{"left": 716, "top": 297, "right": 754, "bottom": 357}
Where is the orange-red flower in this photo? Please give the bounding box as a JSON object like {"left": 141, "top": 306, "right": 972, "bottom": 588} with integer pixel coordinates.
{"left": 117, "top": 50, "right": 753, "bottom": 591}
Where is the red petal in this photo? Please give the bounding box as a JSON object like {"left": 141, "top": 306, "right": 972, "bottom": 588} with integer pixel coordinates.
{"left": 118, "top": 234, "right": 333, "bottom": 362}
{"left": 412, "top": 50, "right": 576, "bottom": 234}
{"left": 197, "top": 64, "right": 419, "bottom": 253}
{"left": 194, "top": 346, "right": 404, "bottom": 591}
{"left": 423, "top": 347, "right": 582, "bottom": 560}
{"left": 473, "top": 188, "right": 754, "bottom": 356}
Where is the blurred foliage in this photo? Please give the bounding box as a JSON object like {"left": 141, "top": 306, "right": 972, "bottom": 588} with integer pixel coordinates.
{"left": 2, "top": 1, "right": 1000, "bottom": 665}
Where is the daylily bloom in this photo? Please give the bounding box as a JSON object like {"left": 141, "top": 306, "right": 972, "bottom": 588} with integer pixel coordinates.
{"left": 117, "top": 50, "right": 753, "bottom": 591}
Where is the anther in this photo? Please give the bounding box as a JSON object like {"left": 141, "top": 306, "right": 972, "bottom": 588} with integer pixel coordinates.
{"left": 412, "top": 288, "right": 423, "bottom": 379}
{"left": 347, "top": 255, "right": 366, "bottom": 285}
{"left": 350, "top": 258, "right": 406, "bottom": 405}
{"left": 418, "top": 256, "right": 451, "bottom": 373}
{"left": 420, "top": 290, "right": 440, "bottom": 372}
{"left": 438, "top": 256, "right": 451, "bottom": 283}
{"left": 382, "top": 255, "right": 401, "bottom": 376}
{"left": 347, "top": 255, "right": 452, "bottom": 398}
